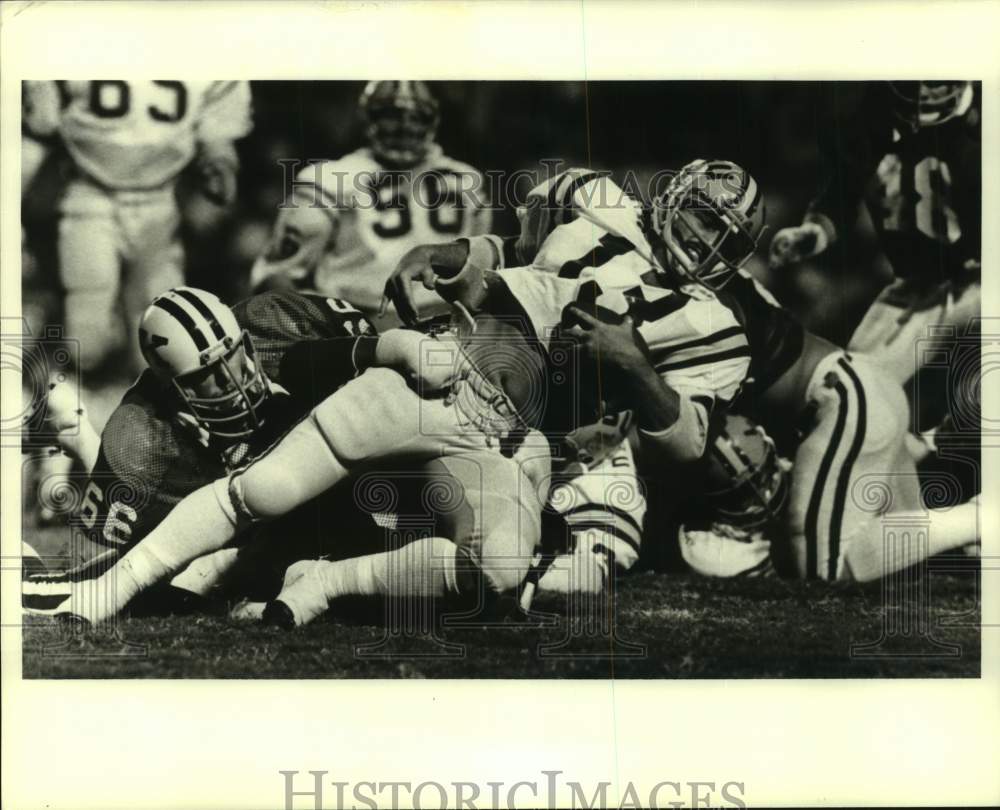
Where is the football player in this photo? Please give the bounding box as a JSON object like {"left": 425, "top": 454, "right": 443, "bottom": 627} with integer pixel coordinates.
{"left": 21, "top": 285, "right": 459, "bottom": 611}
{"left": 249, "top": 81, "right": 492, "bottom": 326}
{"left": 769, "top": 82, "right": 981, "bottom": 389}
{"left": 21, "top": 81, "right": 253, "bottom": 377}
{"left": 25, "top": 294, "right": 550, "bottom": 626}
{"left": 385, "top": 161, "right": 761, "bottom": 597}
{"left": 678, "top": 413, "right": 980, "bottom": 582}
{"left": 699, "top": 217, "right": 981, "bottom": 581}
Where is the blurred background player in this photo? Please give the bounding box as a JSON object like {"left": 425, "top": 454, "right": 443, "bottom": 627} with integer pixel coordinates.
{"left": 21, "top": 80, "right": 252, "bottom": 522}
{"left": 249, "top": 80, "right": 492, "bottom": 326}
{"left": 768, "top": 81, "right": 980, "bottom": 434}
{"left": 22, "top": 80, "right": 253, "bottom": 380}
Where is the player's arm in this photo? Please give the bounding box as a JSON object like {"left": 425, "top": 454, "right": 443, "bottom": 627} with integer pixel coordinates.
{"left": 464, "top": 167, "right": 494, "bottom": 236}
{"left": 21, "top": 81, "right": 62, "bottom": 196}
{"left": 561, "top": 304, "right": 711, "bottom": 465}
{"left": 194, "top": 81, "right": 253, "bottom": 206}
{"left": 250, "top": 187, "right": 340, "bottom": 293}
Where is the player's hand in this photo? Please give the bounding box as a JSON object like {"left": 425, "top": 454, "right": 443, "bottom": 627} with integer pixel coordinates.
{"left": 376, "top": 329, "right": 468, "bottom": 394}
{"left": 198, "top": 159, "right": 238, "bottom": 207}
{"left": 768, "top": 222, "right": 828, "bottom": 269}
{"left": 383, "top": 246, "right": 440, "bottom": 326}
{"left": 562, "top": 305, "right": 651, "bottom": 378}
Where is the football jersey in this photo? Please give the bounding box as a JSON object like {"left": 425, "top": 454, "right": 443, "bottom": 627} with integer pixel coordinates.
{"left": 807, "top": 82, "right": 981, "bottom": 284}
{"left": 715, "top": 269, "right": 805, "bottom": 402}
{"left": 250, "top": 146, "right": 492, "bottom": 302}
{"left": 22, "top": 80, "right": 252, "bottom": 190}
{"left": 69, "top": 290, "right": 373, "bottom": 568}
{"left": 484, "top": 265, "right": 750, "bottom": 437}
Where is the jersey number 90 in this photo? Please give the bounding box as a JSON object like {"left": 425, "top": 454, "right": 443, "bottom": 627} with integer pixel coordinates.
{"left": 370, "top": 172, "right": 467, "bottom": 238}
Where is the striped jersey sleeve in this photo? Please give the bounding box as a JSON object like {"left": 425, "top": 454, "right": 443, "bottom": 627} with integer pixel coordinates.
{"left": 639, "top": 289, "right": 750, "bottom": 406}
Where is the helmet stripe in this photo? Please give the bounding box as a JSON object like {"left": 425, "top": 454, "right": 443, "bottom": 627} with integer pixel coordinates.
{"left": 153, "top": 298, "right": 210, "bottom": 351}
{"left": 174, "top": 288, "right": 227, "bottom": 342}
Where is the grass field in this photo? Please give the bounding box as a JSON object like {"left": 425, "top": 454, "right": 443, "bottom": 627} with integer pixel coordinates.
{"left": 23, "top": 556, "right": 981, "bottom": 679}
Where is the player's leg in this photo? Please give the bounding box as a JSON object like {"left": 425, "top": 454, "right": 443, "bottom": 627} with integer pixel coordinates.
{"left": 849, "top": 279, "right": 980, "bottom": 387}
{"left": 57, "top": 182, "right": 124, "bottom": 375}
{"left": 42, "top": 368, "right": 485, "bottom": 622}
{"left": 537, "top": 440, "right": 646, "bottom": 594}
{"left": 787, "top": 354, "right": 979, "bottom": 582}
{"left": 120, "top": 191, "right": 185, "bottom": 375}
{"left": 786, "top": 353, "right": 876, "bottom": 580}
{"left": 264, "top": 440, "right": 546, "bottom": 627}
{"left": 837, "top": 358, "right": 980, "bottom": 581}
{"left": 43, "top": 399, "right": 352, "bottom": 623}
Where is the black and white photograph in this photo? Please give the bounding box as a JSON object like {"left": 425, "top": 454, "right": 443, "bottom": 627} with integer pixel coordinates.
{"left": 2, "top": 2, "right": 998, "bottom": 809}
{"left": 15, "top": 75, "right": 985, "bottom": 678}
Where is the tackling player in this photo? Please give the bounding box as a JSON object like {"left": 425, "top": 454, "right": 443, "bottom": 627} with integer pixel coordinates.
{"left": 25, "top": 294, "right": 550, "bottom": 626}
{"left": 692, "top": 177, "right": 982, "bottom": 582}
{"left": 21, "top": 285, "right": 453, "bottom": 611}
{"left": 249, "top": 81, "right": 492, "bottom": 326}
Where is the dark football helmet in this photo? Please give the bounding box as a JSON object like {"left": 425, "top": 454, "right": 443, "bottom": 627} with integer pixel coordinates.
{"left": 700, "top": 413, "right": 790, "bottom": 529}
{"left": 359, "top": 80, "right": 440, "bottom": 168}
{"left": 888, "top": 81, "right": 974, "bottom": 131}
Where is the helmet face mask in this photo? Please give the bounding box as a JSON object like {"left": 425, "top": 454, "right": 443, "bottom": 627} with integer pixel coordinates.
{"left": 139, "top": 287, "right": 270, "bottom": 443}
{"left": 172, "top": 332, "right": 269, "bottom": 440}
{"left": 889, "top": 81, "right": 973, "bottom": 131}
{"left": 653, "top": 160, "right": 766, "bottom": 291}
{"left": 360, "top": 81, "right": 439, "bottom": 168}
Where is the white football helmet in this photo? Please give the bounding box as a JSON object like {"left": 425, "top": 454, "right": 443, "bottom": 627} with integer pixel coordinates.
{"left": 138, "top": 287, "right": 268, "bottom": 440}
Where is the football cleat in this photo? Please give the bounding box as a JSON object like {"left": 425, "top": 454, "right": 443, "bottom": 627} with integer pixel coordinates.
{"left": 261, "top": 560, "right": 330, "bottom": 629}
{"left": 22, "top": 573, "right": 82, "bottom": 621}
{"left": 230, "top": 599, "right": 267, "bottom": 622}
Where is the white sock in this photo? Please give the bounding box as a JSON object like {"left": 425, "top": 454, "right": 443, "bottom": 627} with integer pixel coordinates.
{"left": 844, "top": 500, "right": 980, "bottom": 583}
{"left": 170, "top": 547, "right": 241, "bottom": 596}
{"left": 319, "top": 537, "right": 461, "bottom": 600}
{"left": 75, "top": 479, "right": 237, "bottom": 623}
